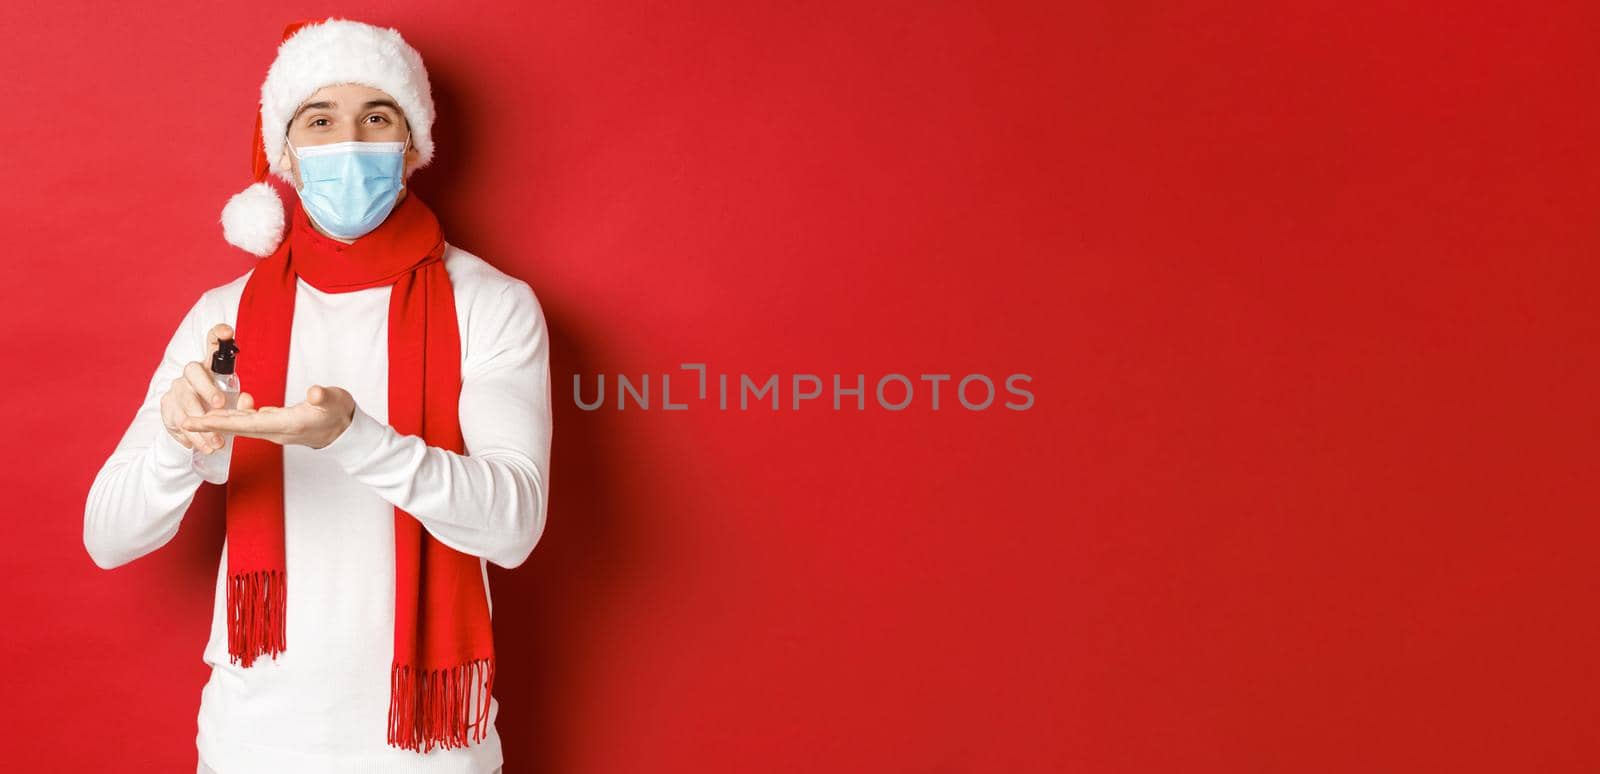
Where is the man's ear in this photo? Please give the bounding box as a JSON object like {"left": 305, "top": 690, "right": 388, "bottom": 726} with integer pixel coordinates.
{"left": 401, "top": 119, "right": 421, "bottom": 177}
{"left": 403, "top": 143, "right": 422, "bottom": 178}
{"left": 279, "top": 151, "right": 301, "bottom": 190}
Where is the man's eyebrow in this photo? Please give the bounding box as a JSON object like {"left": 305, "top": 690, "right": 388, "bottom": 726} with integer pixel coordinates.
{"left": 290, "top": 98, "right": 403, "bottom": 122}
{"left": 291, "top": 100, "right": 334, "bottom": 122}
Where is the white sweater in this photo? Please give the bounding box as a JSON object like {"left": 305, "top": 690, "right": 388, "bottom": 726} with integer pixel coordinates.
{"left": 83, "top": 244, "right": 553, "bottom": 774}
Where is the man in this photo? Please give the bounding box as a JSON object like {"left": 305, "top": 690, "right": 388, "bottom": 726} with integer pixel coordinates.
{"left": 82, "top": 18, "right": 548, "bottom": 774}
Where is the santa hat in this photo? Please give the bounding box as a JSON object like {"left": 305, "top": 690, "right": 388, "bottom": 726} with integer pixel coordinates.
{"left": 220, "top": 17, "right": 437, "bottom": 256}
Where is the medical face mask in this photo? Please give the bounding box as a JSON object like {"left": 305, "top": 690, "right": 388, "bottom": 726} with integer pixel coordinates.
{"left": 287, "top": 136, "right": 410, "bottom": 239}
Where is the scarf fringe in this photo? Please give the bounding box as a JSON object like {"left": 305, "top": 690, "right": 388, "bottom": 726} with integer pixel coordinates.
{"left": 226, "top": 568, "right": 287, "bottom": 668}
{"left": 388, "top": 657, "right": 497, "bottom": 753}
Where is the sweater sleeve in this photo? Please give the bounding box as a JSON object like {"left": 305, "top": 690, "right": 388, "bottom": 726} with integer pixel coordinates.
{"left": 306, "top": 279, "right": 553, "bottom": 569}
{"left": 84, "top": 293, "right": 209, "bottom": 570}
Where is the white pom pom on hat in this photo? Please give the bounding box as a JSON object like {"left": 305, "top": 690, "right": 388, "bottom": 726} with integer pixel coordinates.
{"left": 220, "top": 181, "right": 287, "bottom": 257}
{"left": 219, "top": 106, "right": 289, "bottom": 257}
{"left": 220, "top": 17, "right": 436, "bottom": 257}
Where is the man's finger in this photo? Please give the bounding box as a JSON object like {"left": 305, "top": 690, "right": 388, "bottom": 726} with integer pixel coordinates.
{"left": 181, "top": 411, "right": 290, "bottom": 445}
{"left": 183, "top": 410, "right": 293, "bottom": 435}
{"left": 184, "top": 361, "right": 225, "bottom": 409}
{"left": 187, "top": 429, "right": 217, "bottom": 453}
{"left": 307, "top": 384, "right": 346, "bottom": 406}
{"left": 206, "top": 323, "right": 235, "bottom": 365}
{"left": 237, "top": 391, "right": 256, "bottom": 411}
{"left": 170, "top": 433, "right": 194, "bottom": 450}
{"left": 175, "top": 387, "right": 221, "bottom": 451}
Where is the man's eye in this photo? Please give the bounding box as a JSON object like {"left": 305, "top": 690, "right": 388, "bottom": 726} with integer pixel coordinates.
{"left": 366, "top": 115, "right": 389, "bottom": 124}
{"left": 309, "top": 118, "right": 328, "bottom": 127}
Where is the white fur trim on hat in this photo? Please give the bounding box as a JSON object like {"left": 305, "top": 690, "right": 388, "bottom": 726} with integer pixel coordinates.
{"left": 259, "top": 18, "right": 435, "bottom": 185}
{"left": 220, "top": 181, "right": 287, "bottom": 257}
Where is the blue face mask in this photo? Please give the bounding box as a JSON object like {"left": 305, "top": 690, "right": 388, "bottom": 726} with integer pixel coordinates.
{"left": 287, "top": 135, "right": 410, "bottom": 239}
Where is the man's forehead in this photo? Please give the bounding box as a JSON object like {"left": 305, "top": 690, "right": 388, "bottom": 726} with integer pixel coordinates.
{"left": 291, "top": 94, "right": 404, "bottom": 120}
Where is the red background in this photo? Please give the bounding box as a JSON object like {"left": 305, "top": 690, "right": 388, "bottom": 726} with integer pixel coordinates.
{"left": 2, "top": 1, "right": 1596, "bottom": 771}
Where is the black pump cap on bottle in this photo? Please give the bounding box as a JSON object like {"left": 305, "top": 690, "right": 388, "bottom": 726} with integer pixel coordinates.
{"left": 212, "top": 338, "right": 240, "bottom": 375}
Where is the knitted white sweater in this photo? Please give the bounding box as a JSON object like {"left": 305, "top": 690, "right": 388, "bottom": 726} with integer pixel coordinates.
{"left": 84, "top": 244, "right": 552, "bottom": 774}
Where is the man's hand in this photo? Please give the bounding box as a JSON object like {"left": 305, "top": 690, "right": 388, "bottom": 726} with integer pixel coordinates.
{"left": 181, "top": 384, "right": 357, "bottom": 450}
{"left": 161, "top": 323, "right": 236, "bottom": 453}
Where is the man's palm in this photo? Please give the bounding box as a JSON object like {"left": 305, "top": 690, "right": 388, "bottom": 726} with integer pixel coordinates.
{"left": 182, "top": 384, "right": 356, "bottom": 449}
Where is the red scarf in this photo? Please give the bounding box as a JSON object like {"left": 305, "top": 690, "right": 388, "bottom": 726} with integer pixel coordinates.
{"left": 227, "top": 192, "right": 496, "bottom": 753}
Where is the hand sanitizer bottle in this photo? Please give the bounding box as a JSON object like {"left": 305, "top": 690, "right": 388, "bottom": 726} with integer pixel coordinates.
{"left": 192, "top": 337, "right": 241, "bottom": 484}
